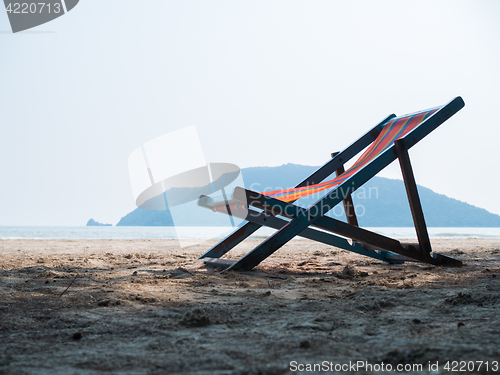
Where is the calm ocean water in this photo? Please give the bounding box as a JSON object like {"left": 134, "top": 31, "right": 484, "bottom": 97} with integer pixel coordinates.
{"left": 1, "top": 226, "right": 500, "bottom": 240}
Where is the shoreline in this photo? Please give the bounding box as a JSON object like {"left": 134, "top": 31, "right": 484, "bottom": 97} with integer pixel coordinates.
{"left": 1, "top": 226, "right": 500, "bottom": 241}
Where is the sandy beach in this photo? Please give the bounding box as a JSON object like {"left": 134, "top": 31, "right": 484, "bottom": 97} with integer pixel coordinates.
{"left": 1, "top": 238, "right": 499, "bottom": 374}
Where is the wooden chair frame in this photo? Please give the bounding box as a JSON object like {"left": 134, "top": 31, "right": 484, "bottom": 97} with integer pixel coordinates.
{"left": 198, "top": 97, "right": 465, "bottom": 271}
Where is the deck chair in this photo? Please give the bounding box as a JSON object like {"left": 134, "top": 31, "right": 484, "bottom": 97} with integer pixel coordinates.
{"left": 198, "top": 96, "right": 465, "bottom": 270}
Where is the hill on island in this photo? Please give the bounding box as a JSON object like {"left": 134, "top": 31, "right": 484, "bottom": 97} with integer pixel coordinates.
{"left": 116, "top": 164, "right": 500, "bottom": 227}
{"left": 86, "top": 219, "right": 112, "bottom": 227}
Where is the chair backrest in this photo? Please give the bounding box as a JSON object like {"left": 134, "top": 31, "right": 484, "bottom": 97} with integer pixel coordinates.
{"left": 263, "top": 107, "right": 439, "bottom": 202}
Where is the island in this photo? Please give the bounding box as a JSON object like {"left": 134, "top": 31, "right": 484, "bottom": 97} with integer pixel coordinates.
{"left": 86, "top": 219, "right": 112, "bottom": 227}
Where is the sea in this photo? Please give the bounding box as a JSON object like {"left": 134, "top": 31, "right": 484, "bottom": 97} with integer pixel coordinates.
{"left": 1, "top": 226, "right": 500, "bottom": 240}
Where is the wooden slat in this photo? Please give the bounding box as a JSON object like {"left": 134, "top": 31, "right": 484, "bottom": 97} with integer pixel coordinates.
{"left": 394, "top": 138, "right": 432, "bottom": 255}
{"left": 331, "top": 151, "right": 359, "bottom": 227}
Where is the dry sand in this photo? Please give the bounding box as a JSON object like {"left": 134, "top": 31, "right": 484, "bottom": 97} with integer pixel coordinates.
{"left": 1, "top": 238, "right": 499, "bottom": 374}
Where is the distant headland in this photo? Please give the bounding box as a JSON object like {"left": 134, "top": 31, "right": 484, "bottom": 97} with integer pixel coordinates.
{"left": 86, "top": 219, "right": 112, "bottom": 227}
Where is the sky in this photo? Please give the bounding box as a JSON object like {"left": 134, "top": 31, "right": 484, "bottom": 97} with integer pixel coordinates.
{"left": 1, "top": 0, "right": 499, "bottom": 226}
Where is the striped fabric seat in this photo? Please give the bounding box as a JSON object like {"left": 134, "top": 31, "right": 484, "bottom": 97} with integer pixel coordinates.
{"left": 263, "top": 108, "right": 438, "bottom": 202}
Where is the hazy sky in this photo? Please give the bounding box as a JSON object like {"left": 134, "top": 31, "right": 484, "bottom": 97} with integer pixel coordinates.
{"left": 1, "top": 1, "right": 499, "bottom": 226}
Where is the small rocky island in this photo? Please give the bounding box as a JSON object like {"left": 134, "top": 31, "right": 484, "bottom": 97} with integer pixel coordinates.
{"left": 86, "top": 219, "right": 112, "bottom": 227}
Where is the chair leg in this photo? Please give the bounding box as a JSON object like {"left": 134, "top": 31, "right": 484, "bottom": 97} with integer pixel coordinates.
{"left": 394, "top": 138, "right": 432, "bottom": 255}
{"left": 198, "top": 222, "right": 261, "bottom": 259}
{"left": 332, "top": 152, "right": 359, "bottom": 227}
